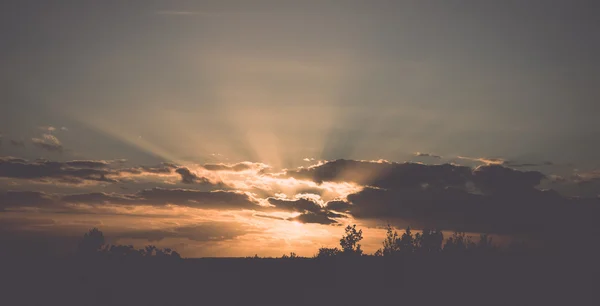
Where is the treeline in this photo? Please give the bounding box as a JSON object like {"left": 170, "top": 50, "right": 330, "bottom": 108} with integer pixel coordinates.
{"left": 78, "top": 225, "right": 524, "bottom": 260}
{"left": 78, "top": 228, "right": 181, "bottom": 259}
{"left": 314, "top": 225, "right": 503, "bottom": 259}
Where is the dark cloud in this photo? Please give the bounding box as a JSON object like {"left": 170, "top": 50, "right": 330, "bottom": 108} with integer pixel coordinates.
{"left": 506, "top": 163, "right": 540, "bottom": 168}
{"left": 325, "top": 200, "right": 352, "bottom": 212}
{"left": 0, "top": 157, "right": 185, "bottom": 185}
{"left": 286, "top": 159, "right": 597, "bottom": 237}
{"left": 267, "top": 197, "right": 345, "bottom": 224}
{"left": 137, "top": 188, "right": 258, "bottom": 209}
{"left": 64, "top": 160, "right": 110, "bottom": 168}
{"left": 289, "top": 211, "right": 338, "bottom": 225}
{"left": 504, "top": 161, "right": 555, "bottom": 168}
{"left": 0, "top": 157, "right": 116, "bottom": 184}
{"left": 414, "top": 152, "right": 442, "bottom": 159}
{"left": 286, "top": 159, "right": 472, "bottom": 190}
{"left": 472, "top": 164, "right": 545, "bottom": 194}
{"left": 0, "top": 191, "right": 56, "bottom": 210}
{"left": 267, "top": 198, "right": 322, "bottom": 213}
{"left": 287, "top": 159, "right": 546, "bottom": 195}
{"left": 342, "top": 184, "right": 597, "bottom": 237}
{"left": 62, "top": 187, "right": 261, "bottom": 210}
{"left": 175, "top": 167, "right": 212, "bottom": 184}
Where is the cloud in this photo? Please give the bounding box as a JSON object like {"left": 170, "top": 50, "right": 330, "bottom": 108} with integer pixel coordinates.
{"left": 289, "top": 211, "right": 339, "bottom": 225}
{"left": 472, "top": 164, "right": 545, "bottom": 194}
{"left": 0, "top": 157, "right": 116, "bottom": 184}
{"left": 503, "top": 161, "right": 555, "bottom": 168}
{"left": 283, "top": 159, "right": 600, "bottom": 237}
{"left": 0, "top": 157, "right": 226, "bottom": 187}
{"left": 285, "top": 159, "right": 472, "bottom": 190}
{"left": 267, "top": 197, "right": 322, "bottom": 213}
{"left": 414, "top": 152, "right": 442, "bottom": 159}
{"left": 325, "top": 200, "right": 352, "bottom": 212}
{"left": 286, "top": 159, "right": 547, "bottom": 195}
{"left": 31, "top": 134, "right": 63, "bottom": 152}
{"left": 345, "top": 185, "right": 598, "bottom": 237}
{"left": 64, "top": 160, "right": 110, "bottom": 169}
{"left": 175, "top": 167, "right": 212, "bottom": 184}
{"left": 62, "top": 187, "right": 262, "bottom": 210}
{"left": 0, "top": 191, "right": 56, "bottom": 211}
{"left": 267, "top": 197, "right": 345, "bottom": 224}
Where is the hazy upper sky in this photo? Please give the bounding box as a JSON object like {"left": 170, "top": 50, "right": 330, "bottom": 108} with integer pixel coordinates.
{"left": 1, "top": 1, "right": 599, "bottom": 257}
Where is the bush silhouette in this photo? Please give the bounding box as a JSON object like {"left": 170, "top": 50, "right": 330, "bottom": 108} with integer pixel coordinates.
{"left": 316, "top": 247, "right": 341, "bottom": 258}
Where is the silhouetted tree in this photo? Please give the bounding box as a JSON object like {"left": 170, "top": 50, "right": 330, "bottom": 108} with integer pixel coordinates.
{"left": 398, "top": 226, "right": 415, "bottom": 254}
{"left": 281, "top": 252, "right": 298, "bottom": 259}
{"left": 475, "top": 234, "right": 495, "bottom": 253}
{"left": 381, "top": 224, "right": 400, "bottom": 257}
{"left": 340, "top": 224, "right": 363, "bottom": 256}
{"left": 143, "top": 245, "right": 157, "bottom": 257}
{"left": 105, "top": 244, "right": 143, "bottom": 258}
{"left": 77, "top": 228, "right": 106, "bottom": 256}
{"left": 414, "top": 228, "right": 444, "bottom": 253}
{"left": 443, "top": 232, "right": 476, "bottom": 253}
{"left": 316, "top": 247, "right": 341, "bottom": 258}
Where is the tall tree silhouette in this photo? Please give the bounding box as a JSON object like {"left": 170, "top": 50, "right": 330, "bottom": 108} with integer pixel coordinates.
{"left": 380, "top": 224, "right": 400, "bottom": 256}
{"left": 399, "top": 226, "right": 415, "bottom": 254}
{"left": 340, "top": 225, "right": 363, "bottom": 256}
{"left": 77, "top": 228, "right": 105, "bottom": 256}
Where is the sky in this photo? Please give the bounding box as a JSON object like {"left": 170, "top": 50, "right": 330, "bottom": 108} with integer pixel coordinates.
{"left": 1, "top": 0, "right": 599, "bottom": 257}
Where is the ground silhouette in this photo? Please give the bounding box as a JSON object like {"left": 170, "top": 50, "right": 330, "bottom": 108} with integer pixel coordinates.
{"left": 0, "top": 225, "right": 595, "bottom": 305}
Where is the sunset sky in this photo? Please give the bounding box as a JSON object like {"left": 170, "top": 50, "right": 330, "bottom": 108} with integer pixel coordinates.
{"left": 1, "top": 1, "right": 598, "bottom": 257}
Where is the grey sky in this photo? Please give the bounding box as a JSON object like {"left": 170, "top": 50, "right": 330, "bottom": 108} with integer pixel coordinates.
{"left": 1, "top": 0, "right": 599, "bottom": 169}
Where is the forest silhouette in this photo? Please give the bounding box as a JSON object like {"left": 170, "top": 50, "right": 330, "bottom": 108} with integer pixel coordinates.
{"left": 74, "top": 225, "right": 514, "bottom": 260}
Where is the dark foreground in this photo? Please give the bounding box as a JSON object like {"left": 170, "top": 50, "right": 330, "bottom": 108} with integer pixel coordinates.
{"left": 0, "top": 254, "right": 594, "bottom": 306}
